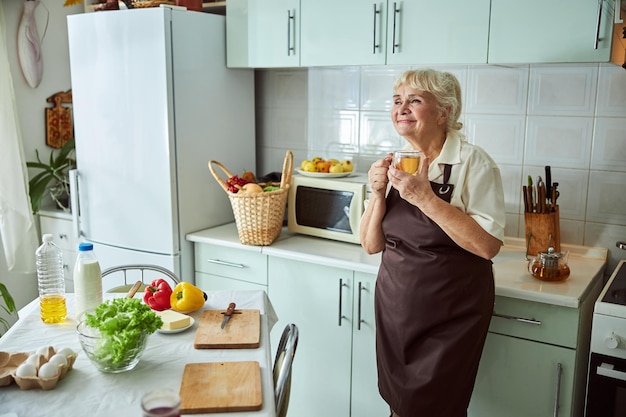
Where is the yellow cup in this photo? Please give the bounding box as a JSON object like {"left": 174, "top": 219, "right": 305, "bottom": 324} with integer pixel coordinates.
{"left": 393, "top": 150, "right": 422, "bottom": 174}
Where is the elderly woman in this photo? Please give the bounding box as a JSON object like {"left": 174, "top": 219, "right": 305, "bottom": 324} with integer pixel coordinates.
{"left": 360, "top": 69, "right": 505, "bottom": 417}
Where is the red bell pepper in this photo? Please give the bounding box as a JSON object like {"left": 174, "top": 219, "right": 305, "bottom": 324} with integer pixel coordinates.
{"left": 143, "top": 279, "right": 173, "bottom": 311}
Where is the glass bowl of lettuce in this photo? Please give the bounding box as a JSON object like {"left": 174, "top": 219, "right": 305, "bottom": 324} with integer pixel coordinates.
{"left": 76, "top": 298, "right": 163, "bottom": 373}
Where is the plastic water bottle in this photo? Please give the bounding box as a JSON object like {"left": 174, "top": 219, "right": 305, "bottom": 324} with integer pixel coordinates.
{"left": 36, "top": 234, "right": 67, "bottom": 324}
{"left": 73, "top": 242, "right": 103, "bottom": 318}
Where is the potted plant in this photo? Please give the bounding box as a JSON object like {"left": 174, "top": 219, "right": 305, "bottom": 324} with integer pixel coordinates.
{"left": 0, "top": 283, "right": 17, "bottom": 336}
{"left": 26, "top": 138, "right": 76, "bottom": 214}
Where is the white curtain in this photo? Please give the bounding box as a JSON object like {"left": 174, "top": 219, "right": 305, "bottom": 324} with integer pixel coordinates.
{"left": 0, "top": 1, "right": 39, "bottom": 273}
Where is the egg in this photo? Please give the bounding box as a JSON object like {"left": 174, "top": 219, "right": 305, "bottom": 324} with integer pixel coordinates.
{"left": 35, "top": 345, "right": 53, "bottom": 359}
{"left": 25, "top": 353, "right": 43, "bottom": 367}
{"left": 48, "top": 353, "right": 68, "bottom": 368}
{"left": 15, "top": 363, "right": 37, "bottom": 378}
{"left": 56, "top": 347, "right": 75, "bottom": 359}
{"left": 37, "top": 362, "right": 59, "bottom": 379}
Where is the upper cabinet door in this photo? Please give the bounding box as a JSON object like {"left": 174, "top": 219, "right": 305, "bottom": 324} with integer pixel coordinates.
{"left": 489, "top": 0, "right": 615, "bottom": 63}
{"left": 227, "top": 0, "right": 300, "bottom": 68}
{"left": 386, "top": 0, "right": 490, "bottom": 65}
{"left": 301, "top": 0, "right": 387, "bottom": 66}
{"left": 249, "top": 0, "right": 301, "bottom": 67}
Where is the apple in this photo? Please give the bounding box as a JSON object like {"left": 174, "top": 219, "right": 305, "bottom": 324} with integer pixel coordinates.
{"left": 316, "top": 160, "right": 331, "bottom": 173}
{"left": 341, "top": 160, "right": 354, "bottom": 172}
{"left": 329, "top": 163, "right": 344, "bottom": 173}
{"left": 302, "top": 161, "right": 318, "bottom": 172}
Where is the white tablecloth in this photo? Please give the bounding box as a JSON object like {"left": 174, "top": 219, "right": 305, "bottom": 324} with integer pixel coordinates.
{"left": 0, "top": 291, "right": 278, "bottom": 417}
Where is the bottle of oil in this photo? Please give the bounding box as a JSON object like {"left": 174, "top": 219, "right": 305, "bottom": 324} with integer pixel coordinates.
{"left": 36, "top": 234, "right": 67, "bottom": 324}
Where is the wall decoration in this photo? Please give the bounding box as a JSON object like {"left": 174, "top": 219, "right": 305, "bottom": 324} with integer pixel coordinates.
{"left": 17, "top": 0, "right": 46, "bottom": 88}
{"left": 45, "top": 90, "right": 73, "bottom": 149}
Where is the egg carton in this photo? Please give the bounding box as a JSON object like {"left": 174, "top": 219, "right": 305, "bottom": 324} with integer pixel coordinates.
{"left": 0, "top": 346, "right": 77, "bottom": 390}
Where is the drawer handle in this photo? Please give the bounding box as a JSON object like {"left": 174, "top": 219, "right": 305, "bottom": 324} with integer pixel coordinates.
{"left": 492, "top": 311, "right": 542, "bottom": 326}
{"left": 58, "top": 233, "right": 68, "bottom": 240}
{"left": 205, "top": 259, "right": 245, "bottom": 269}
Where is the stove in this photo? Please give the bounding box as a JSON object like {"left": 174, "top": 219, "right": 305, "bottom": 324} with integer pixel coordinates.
{"left": 585, "top": 259, "right": 626, "bottom": 416}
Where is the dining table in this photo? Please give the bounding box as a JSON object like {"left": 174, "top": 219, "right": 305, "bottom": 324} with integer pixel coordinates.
{"left": 0, "top": 290, "right": 279, "bottom": 417}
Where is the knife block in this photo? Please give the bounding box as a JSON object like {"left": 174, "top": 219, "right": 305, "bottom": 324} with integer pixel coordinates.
{"left": 524, "top": 205, "right": 561, "bottom": 257}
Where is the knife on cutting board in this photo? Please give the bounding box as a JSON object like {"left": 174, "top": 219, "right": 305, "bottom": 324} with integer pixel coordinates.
{"left": 221, "top": 302, "right": 236, "bottom": 329}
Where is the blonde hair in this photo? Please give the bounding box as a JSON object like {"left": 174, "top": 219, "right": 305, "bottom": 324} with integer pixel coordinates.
{"left": 393, "top": 69, "right": 463, "bottom": 136}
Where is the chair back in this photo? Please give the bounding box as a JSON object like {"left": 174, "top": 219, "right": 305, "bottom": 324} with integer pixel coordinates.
{"left": 101, "top": 264, "right": 181, "bottom": 293}
{"left": 273, "top": 323, "right": 299, "bottom": 417}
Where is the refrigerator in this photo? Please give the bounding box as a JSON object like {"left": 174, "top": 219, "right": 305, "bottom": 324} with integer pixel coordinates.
{"left": 66, "top": 7, "right": 255, "bottom": 284}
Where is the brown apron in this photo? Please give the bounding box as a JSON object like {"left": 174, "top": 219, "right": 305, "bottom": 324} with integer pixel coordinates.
{"left": 375, "top": 165, "right": 494, "bottom": 417}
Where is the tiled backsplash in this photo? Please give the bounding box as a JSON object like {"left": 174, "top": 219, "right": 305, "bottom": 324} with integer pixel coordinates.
{"left": 255, "top": 64, "right": 626, "bottom": 272}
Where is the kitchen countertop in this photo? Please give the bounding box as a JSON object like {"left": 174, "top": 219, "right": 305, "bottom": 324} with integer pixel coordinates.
{"left": 187, "top": 223, "right": 608, "bottom": 309}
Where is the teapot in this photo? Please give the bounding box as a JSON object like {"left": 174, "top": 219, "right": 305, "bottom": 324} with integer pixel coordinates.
{"left": 527, "top": 247, "right": 570, "bottom": 282}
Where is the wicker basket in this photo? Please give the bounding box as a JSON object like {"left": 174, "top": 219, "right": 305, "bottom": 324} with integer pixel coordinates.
{"left": 209, "top": 151, "right": 293, "bottom": 246}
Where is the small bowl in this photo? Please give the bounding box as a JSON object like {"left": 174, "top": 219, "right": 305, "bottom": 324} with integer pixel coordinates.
{"left": 77, "top": 320, "right": 149, "bottom": 373}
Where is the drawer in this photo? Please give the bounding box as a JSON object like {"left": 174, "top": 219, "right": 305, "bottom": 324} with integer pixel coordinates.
{"left": 489, "top": 296, "right": 579, "bottom": 348}
{"left": 195, "top": 272, "right": 268, "bottom": 292}
{"left": 194, "top": 243, "right": 267, "bottom": 285}
{"left": 39, "top": 215, "right": 78, "bottom": 252}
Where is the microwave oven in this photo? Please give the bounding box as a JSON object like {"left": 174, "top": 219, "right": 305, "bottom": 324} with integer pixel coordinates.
{"left": 287, "top": 173, "right": 370, "bottom": 244}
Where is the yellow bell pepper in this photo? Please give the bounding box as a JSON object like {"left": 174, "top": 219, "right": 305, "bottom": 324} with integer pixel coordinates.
{"left": 170, "top": 282, "right": 207, "bottom": 313}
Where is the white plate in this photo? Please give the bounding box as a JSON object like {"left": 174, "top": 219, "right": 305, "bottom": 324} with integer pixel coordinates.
{"left": 295, "top": 169, "right": 353, "bottom": 178}
{"left": 157, "top": 316, "right": 194, "bottom": 334}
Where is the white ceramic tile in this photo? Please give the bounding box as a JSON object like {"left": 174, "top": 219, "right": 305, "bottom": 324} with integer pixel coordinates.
{"left": 504, "top": 213, "right": 521, "bottom": 238}
{"left": 258, "top": 69, "right": 308, "bottom": 109}
{"left": 528, "top": 64, "right": 598, "bottom": 116}
{"left": 586, "top": 171, "right": 626, "bottom": 225}
{"left": 359, "top": 111, "right": 404, "bottom": 155}
{"left": 498, "top": 164, "right": 522, "bottom": 214}
{"left": 261, "top": 109, "right": 308, "bottom": 149}
{"left": 308, "top": 67, "right": 360, "bottom": 110}
{"left": 465, "top": 115, "right": 525, "bottom": 165}
{"left": 524, "top": 116, "right": 593, "bottom": 169}
{"left": 596, "top": 63, "right": 626, "bottom": 117}
{"left": 465, "top": 65, "right": 529, "bottom": 114}
{"left": 307, "top": 109, "right": 359, "bottom": 156}
{"left": 559, "top": 219, "right": 585, "bottom": 246}
{"left": 584, "top": 222, "right": 626, "bottom": 274}
{"left": 360, "top": 66, "right": 407, "bottom": 111}
{"left": 591, "top": 117, "right": 626, "bottom": 172}
{"left": 522, "top": 166, "right": 589, "bottom": 221}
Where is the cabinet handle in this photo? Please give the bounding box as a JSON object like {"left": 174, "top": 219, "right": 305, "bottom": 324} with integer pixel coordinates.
{"left": 338, "top": 278, "right": 348, "bottom": 326}
{"left": 287, "top": 10, "right": 296, "bottom": 56}
{"left": 357, "top": 281, "right": 364, "bottom": 330}
{"left": 372, "top": 4, "right": 381, "bottom": 53}
{"left": 58, "top": 233, "right": 68, "bottom": 240}
{"left": 553, "top": 363, "right": 562, "bottom": 417}
{"left": 392, "top": 2, "right": 400, "bottom": 53}
{"left": 205, "top": 258, "right": 245, "bottom": 268}
{"left": 594, "top": 0, "right": 603, "bottom": 49}
{"left": 492, "top": 311, "right": 542, "bottom": 325}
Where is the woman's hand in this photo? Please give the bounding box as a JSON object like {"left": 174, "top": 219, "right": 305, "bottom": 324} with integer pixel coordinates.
{"left": 387, "top": 157, "right": 437, "bottom": 211}
{"left": 368, "top": 153, "right": 393, "bottom": 196}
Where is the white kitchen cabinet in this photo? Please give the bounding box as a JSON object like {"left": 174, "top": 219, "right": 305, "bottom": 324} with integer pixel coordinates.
{"left": 384, "top": 0, "right": 490, "bottom": 65}
{"left": 268, "top": 258, "right": 388, "bottom": 417}
{"left": 227, "top": 0, "right": 300, "bottom": 68}
{"left": 300, "top": 0, "right": 489, "bottom": 67}
{"left": 488, "top": 0, "right": 617, "bottom": 63}
{"left": 193, "top": 243, "right": 268, "bottom": 292}
{"left": 39, "top": 209, "right": 78, "bottom": 292}
{"left": 300, "top": 0, "right": 387, "bottom": 66}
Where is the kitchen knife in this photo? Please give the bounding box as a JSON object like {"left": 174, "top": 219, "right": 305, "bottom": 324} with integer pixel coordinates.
{"left": 527, "top": 175, "right": 534, "bottom": 213}
{"left": 220, "top": 302, "right": 236, "bottom": 329}
{"left": 545, "top": 166, "right": 552, "bottom": 203}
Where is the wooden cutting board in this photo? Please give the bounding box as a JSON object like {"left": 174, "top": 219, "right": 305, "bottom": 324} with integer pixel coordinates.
{"left": 179, "top": 361, "right": 262, "bottom": 414}
{"left": 193, "top": 309, "right": 260, "bottom": 349}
